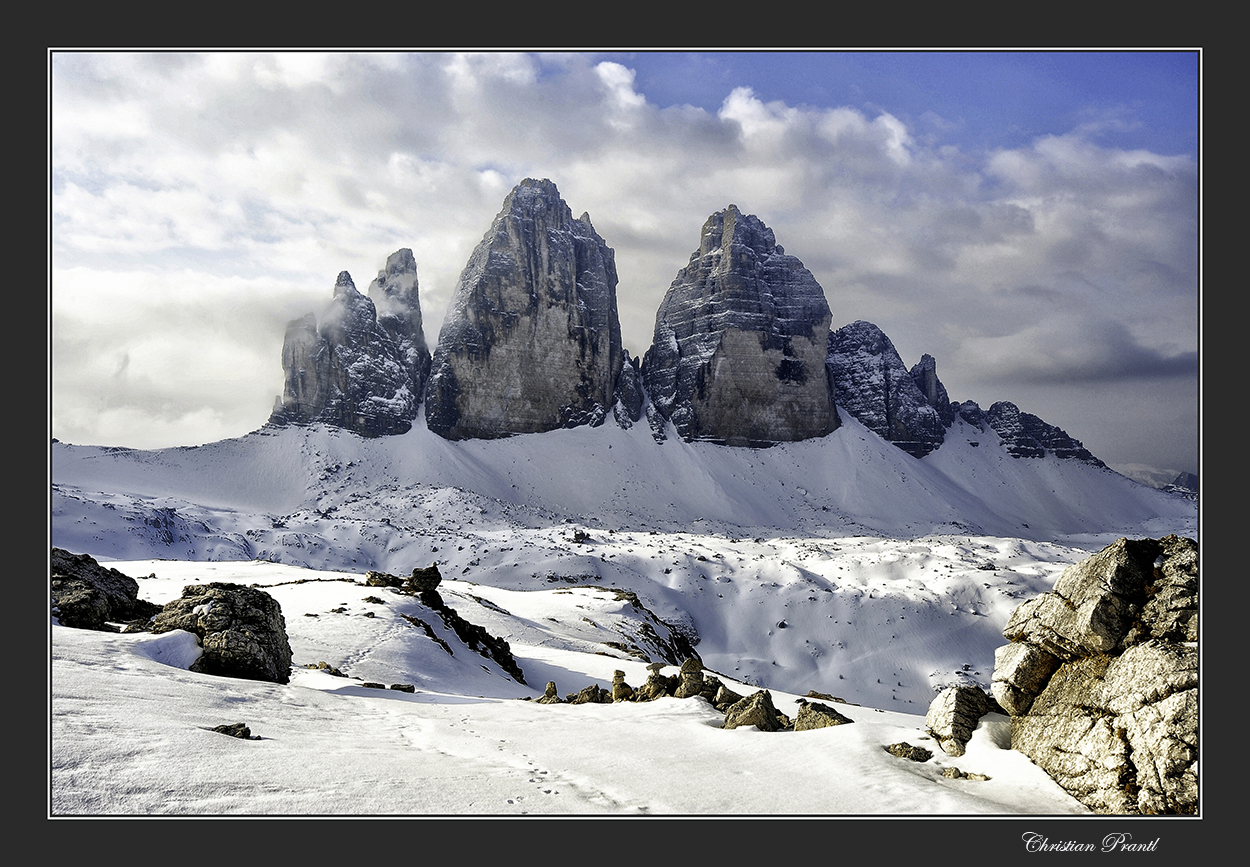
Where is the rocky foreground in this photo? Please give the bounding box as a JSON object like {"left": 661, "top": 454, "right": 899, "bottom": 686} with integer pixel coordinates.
{"left": 50, "top": 533, "right": 1198, "bottom": 815}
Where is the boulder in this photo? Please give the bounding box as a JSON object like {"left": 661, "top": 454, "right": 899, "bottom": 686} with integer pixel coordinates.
{"left": 424, "top": 178, "right": 624, "bottom": 440}
{"left": 51, "top": 548, "right": 162, "bottom": 632}
{"left": 991, "top": 535, "right": 1198, "bottom": 814}
{"left": 641, "top": 205, "right": 838, "bottom": 446}
{"left": 672, "top": 657, "right": 705, "bottom": 699}
{"left": 924, "top": 685, "right": 991, "bottom": 756}
{"left": 150, "top": 582, "right": 294, "bottom": 684}
{"left": 722, "top": 689, "right": 784, "bottom": 731}
{"left": 793, "top": 699, "right": 854, "bottom": 731}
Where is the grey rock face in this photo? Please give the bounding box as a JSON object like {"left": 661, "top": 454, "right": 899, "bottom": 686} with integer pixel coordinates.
{"left": 924, "top": 685, "right": 991, "bottom": 757}
{"left": 983, "top": 401, "right": 1105, "bottom": 466}
{"left": 826, "top": 320, "right": 946, "bottom": 457}
{"left": 641, "top": 205, "right": 838, "bottom": 446}
{"left": 424, "top": 178, "right": 624, "bottom": 440}
{"left": 909, "top": 354, "right": 956, "bottom": 427}
{"left": 991, "top": 535, "right": 1198, "bottom": 814}
{"left": 150, "top": 582, "right": 294, "bottom": 684}
{"left": 51, "top": 548, "right": 162, "bottom": 632}
{"left": 270, "top": 252, "right": 431, "bottom": 437}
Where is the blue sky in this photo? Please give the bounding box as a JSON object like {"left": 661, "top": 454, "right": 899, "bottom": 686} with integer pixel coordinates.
{"left": 606, "top": 51, "right": 1198, "bottom": 156}
{"left": 49, "top": 50, "right": 1200, "bottom": 480}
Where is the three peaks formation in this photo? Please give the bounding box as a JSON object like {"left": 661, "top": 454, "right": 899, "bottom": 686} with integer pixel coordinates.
{"left": 270, "top": 177, "right": 1101, "bottom": 466}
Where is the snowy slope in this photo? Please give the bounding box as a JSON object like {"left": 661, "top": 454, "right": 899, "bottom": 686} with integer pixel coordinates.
{"left": 49, "top": 412, "right": 1197, "bottom": 816}
{"left": 52, "top": 558, "right": 1092, "bottom": 816}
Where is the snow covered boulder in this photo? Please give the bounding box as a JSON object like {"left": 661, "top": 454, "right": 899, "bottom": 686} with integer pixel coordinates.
{"left": 150, "top": 583, "right": 294, "bottom": 685}
{"left": 51, "top": 548, "right": 162, "bottom": 632}
{"left": 992, "top": 535, "right": 1198, "bottom": 814}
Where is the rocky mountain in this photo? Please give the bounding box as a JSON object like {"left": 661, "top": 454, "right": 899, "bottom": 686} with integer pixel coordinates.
{"left": 262, "top": 178, "right": 1124, "bottom": 477}
{"left": 641, "top": 205, "right": 838, "bottom": 447}
{"left": 424, "top": 179, "right": 624, "bottom": 440}
{"left": 955, "top": 400, "right": 1105, "bottom": 467}
{"left": 826, "top": 320, "right": 946, "bottom": 457}
{"left": 270, "top": 252, "right": 430, "bottom": 438}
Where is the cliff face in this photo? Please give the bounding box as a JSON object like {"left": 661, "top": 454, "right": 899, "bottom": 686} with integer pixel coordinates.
{"left": 641, "top": 205, "right": 838, "bottom": 446}
{"left": 826, "top": 320, "right": 946, "bottom": 458}
{"left": 424, "top": 179, "right": 624, "bottom": 440}
{"left": 271, "top": 259, "right": 428, "bottom": 438}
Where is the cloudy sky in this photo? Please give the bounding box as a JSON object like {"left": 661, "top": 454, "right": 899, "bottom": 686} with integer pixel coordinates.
{"left": 49, "top": 50, "right": 1200, "bottom": 480}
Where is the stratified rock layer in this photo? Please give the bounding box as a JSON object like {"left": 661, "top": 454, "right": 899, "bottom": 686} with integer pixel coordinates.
{"left": 826, "top": 320, "right": 946, "bottom": 457}
{"left": 642, "top": 205, "right": 837, "bottom": 446}
{"left": 991, "top": 535, "right": 1198, "bottom": 814}
{"left": 270, "top": 250, "right": 430, "bottom": 437}
{"left": 425, "top": 179, "right": 623, "bottom": 440}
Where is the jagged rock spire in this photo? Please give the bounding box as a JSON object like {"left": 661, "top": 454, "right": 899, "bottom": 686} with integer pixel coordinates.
{"left": 825, "top": 320, "right": 946, "bottom": 457}
{"left": 641, "top": 205, "right": 838, "bottom": 446}
{"left": 424, "top": 178, "right": 624, "bottom": 440}
{"left": 270, "top": 251, "right": 429, "bottom": 437}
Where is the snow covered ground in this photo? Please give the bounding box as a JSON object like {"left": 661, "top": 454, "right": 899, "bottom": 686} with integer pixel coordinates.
{"left": 49, "top": 414, "right": 1199, "bottom": 821}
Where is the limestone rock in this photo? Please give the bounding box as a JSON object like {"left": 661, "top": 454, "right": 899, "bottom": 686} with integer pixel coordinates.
{"left": 270, "top": 252, "right": 430, "bottom": 437}
{"left": 983, "top": 401, "right": 1106, "bottom": 466}
{"left": 884, "top": 742, "right": 933, "bottom": 762}
{"left": 51, "top": 548, "right": 162, "bottom": 632}
{"left": 424, "top": 179, "right": 624, "bottom": 440}
{"left": 924, "top": 685, "right": 991, "bottom": 756}
{"left": 825, "top": 320, "right": 946, "bottom": 457}
{"left": 672, "top": 657, "right": 705, "bottom": 699}
{"left": 150, "top": 582, "right": 294, "bottom": 684}
{"left": 641, "top": 205, "right": 838, "bottom": 446}
{"left": 991, "top": 535, "right": 1198, "bottom": 814}
{"left": 722, "top": 689, "right": 784, "bottom": 731}
{"left": 793, "top": 699, "right": 854, "bottom": 731}
{"left": 909, "top": 353, "right": 956, "bottom": 427}
{"left": 535, "top": 681, "right": 563, "bottom": 704}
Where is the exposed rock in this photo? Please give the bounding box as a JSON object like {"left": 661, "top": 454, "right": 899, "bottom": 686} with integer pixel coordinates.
{"left": 150, "top": 583, "right": 294, "bottom": 684}
{"left": 270, "top": 252, "right": 430, "bottom": 437}
{"left": 535, "top": 681, "right": 563, "bottom": 704}
{"left": 416, "top": 587, "right": 525, "bottom": 685}
{"left": 672, "top": 657, "right": 706, "bottom": 699}
{"left": 884, "top": 742, "right": 933, "bottom": 762}
{"left": 641, "top": 205, "right": 838, "bottom": 446}
{"left": 611, "top": 670, "right": 634, "bottom": 702}
{"left": 211, "top": 723, "right": 257, "bottom": 740}
{"left": 793, "top": 699, "right": 854, "bottom": 731}
{"left": 566, "top": 683, "right": 613, "bottom": 704}
{"left": 612, "top": 351, "right": 645, "bottom": 429}
{"left": 991, "top": 535, "right": 1198, "bottom": 814}
{"left": 712, "top": 683, "right": 745, "bottom": 711}
{"left": 722, "top": 689, "right": 784, "bottom": 731}
{"left": 826, "top": 320, "right": 945, "bottom": 457}
{"left": 406, "top": 565, "right": 443, "bottom": 594}
{"left": 924, "top": 685, "right": 991, "bottom": 756}
{"left": 424, "top": 179, "right": 624, "bottom": 440}
{"left": 982, "top": 401, "right": 1106, "bottom": 466}
{"left": 51, "top": 548, "right": 162, "bottom": 632}
{"left": 909, "top": 354, "right": 957, "bottom": 427}
{"left": 389, "top": 683, "right": 416, "bottom": 693}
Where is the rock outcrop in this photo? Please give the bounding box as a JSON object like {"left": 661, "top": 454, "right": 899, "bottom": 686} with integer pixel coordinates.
{"left": 51, "top": 548, "right": 162, "bottom": 632}
{"left": 964, "top": 400, "right": 1106, "bottom": 466}
{"left": 270, "top": 250, "right": 431, "bottom": 437}
{"left": 150, "top": 583, "right": 294, "bottom": 684}
{"left": 991, "top": 535, "right": 1198, "bottom": 814}
{"left": 924, "top": 684, "right": 992, "bottom": 757}
{"left": 825, "top": 320, "right": 946, "bottom": 457}
{"left": 641, "top": 205, "right": 838, "bottom": 446}
{"left": 424, "top": 178, "right": 624, "bottom": 440}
